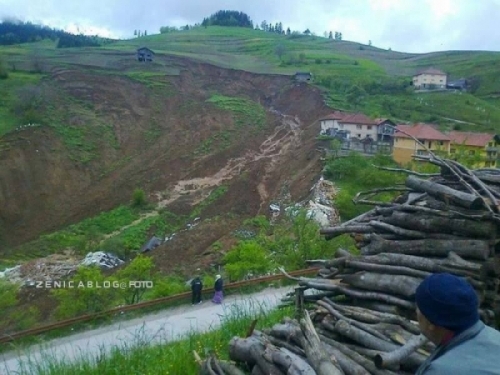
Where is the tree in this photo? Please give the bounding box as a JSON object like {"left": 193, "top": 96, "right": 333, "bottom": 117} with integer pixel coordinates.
{"left": 274, "top": 43, "right": 286, "bottom": 60}
{"left": 303, "top": 28, "right": 311, "bottom": 35}
{"left": 286, "top": 27, "right": 291, "bottom": 35}
{"left": 202, "top": 10, "right": 253, "bottom": 28}
{"left": 114, "top": 255, "right": 155, "bottom": 304}
{"left": 51, "top": 266, "right": 116, "bottom": 318}
{"left": 328, "top": 31, "right": 333, "bottom": 39}
{"left": 0, "top": 56, "right": 8, "bottom": 79}
{"left": 134, "top": 30, "right": 137, "bottom": 36}
{"left": 368, "top": 40, "right": 372, "bottom": 46}
{"left": 144, "top": 30, "right": 147, "bottom": 36}
{"left": 261, "top": 20, "right": 268, "bottom": 31}
{"left": 223, "top": 241, "right": 272, "bottom": 281}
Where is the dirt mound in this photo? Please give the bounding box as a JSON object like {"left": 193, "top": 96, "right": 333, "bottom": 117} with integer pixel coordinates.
{"left": 0, "top": 56, "right": 331, "bottom": 267}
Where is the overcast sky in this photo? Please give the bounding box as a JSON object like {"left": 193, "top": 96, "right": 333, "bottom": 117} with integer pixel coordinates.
{"left": 1, "top": 0, "right": 499, "bottom": 53}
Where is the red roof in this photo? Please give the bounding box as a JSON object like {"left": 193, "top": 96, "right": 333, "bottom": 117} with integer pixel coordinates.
{"left": 448, "top": 131, "right": 496, "bottom": 147}
{"left": 319, "top": 111, "right": 348, "bottom": 121}
{"left": 339, "top": 113, "right": 375, "bottom": 125}
{"left": 394, "top": 123, "right": 450, "bottom": 141}
{"left": 415, "top": 67, "right": 447, "bottom": 76}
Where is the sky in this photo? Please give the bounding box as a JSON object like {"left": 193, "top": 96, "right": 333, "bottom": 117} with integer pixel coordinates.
{"left": 0, "top": 0, "right": 499, "bottom": 53}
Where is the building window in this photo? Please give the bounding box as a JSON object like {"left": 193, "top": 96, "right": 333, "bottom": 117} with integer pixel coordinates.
{"left": 356, "top": 125, "right": 362, "bottom": 129}
{"left": 438, "top": 141, "right": 444, "bottom": 145}
{"left": 450, "top": 148, "right": 456, "bottom": 154}
{"left": 428, "top": 141, "right": 432, "bottom": 148}
{"left": 357, "top": 134, "right": 361, "bottom": 138}
{"left": 416, "top": 150, "right": 427, "bottom": 156}
{"left": 339, "top": 124, "right": 344, "bottom": 129}
{"left": 367, "top": 125, "right": 372, "bottom": 130}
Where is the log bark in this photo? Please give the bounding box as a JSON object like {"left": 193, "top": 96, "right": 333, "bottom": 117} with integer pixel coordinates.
{"left": 340, "top": 272, "right": 422, "bottom": 298}
{"left": 405, "top": 175, "right": 484, "bottom": 209}
{"left": 382, "top": 211, "right": 496, "bottom": 239}
{"left": 357, "top": 252, "right": 481, "bottom": 273}
{"left": 249, "top": 345, "right": 284, "bottom": 375}
{"left": 319, "top": 334, "right": 398, "bottom": 375}
{"left": 323, "top": 300, "right": 421, "bottom": 335}
{"left": 322, "top": 343, "right": 372, "bottom": 375}
{"left": 320, "top": 225, "right": 373, "bottom": 238}
{"left": 360, "top": 237, "right": 490, "bottom": 261}
{"left": 345, "top": 260, "right": 431, "bottom": 279}
{"left": 317, "top": 299, "right": 391, "bottom": 341}
{"left": 299, "top": 310, "right": 344, "bottom": 375}
{"left": 229, "top": 336, "right": 264, "bottom": 365}
{"left": 374, "top": 334, "right": 428, "bottom": 369}
{"left": 334, "top": 320, "right": 426, "bottom": 369}
{"left": 262, "top": 345, "right": 315, "bottom": 375}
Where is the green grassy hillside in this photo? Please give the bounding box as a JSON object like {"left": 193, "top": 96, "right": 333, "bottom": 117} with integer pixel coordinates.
{"left": 2, "top": 26, "right": 499, "bottom": 136}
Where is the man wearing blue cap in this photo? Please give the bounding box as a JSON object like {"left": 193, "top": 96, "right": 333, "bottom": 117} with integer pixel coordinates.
{"left": 415, "top": 273, "right": 500, "bottom": 374}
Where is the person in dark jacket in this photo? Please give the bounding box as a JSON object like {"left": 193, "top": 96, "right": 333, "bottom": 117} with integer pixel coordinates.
{"left": 190, "top": 273, "right": 203, "bottom": 305}
{"left": 212, "top": 274, "right": 223, "bottom": 304}
{"left": 414, "top": 273, "right": 500, "bottom": 374}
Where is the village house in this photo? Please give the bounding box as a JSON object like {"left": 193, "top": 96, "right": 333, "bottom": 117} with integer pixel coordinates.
{"left": 374, "top": 118, "right": 396, "bottom": 142}
{"left": 412, "top": 68, "right": 447, "bottom": 89}
{"left": 319, "top": 111, "right": 346, "bottom": 135}
{"left": 393, "top": 123, "right": 450, "bottom": 164}
{"left": 136, "top": 47, "right": 155, "bottom": 62}
{"left": 448, "top": 131, "right": 500, "bottom": 168}
{"left": 294, "top": 72, "right": 313, "bottom": 82}
{"left": 336, "top": 113, "right": 378, "bottom": 140}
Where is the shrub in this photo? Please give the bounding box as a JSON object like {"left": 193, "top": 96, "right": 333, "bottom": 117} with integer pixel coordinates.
{"left": 132, "top": 188, "right": 147, "bottom": 207}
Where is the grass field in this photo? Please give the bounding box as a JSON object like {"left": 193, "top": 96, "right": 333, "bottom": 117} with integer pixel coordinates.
{"left": 1, "top": 26, "right": 499, "bottom": 138}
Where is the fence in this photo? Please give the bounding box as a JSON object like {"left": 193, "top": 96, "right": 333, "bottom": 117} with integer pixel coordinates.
{"left": 0, "top": 267, "right": 319, "bottom": 344}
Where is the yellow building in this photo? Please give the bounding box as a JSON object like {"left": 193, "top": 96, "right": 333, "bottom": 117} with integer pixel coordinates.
{"left": 448, "top": 131, "right": 500, "bottom": 167}
{"left": 412, "top": 68, "right": 447, "bottom": 89}
{"left": 393, "top": 124, "right": 451, "bottom": 165}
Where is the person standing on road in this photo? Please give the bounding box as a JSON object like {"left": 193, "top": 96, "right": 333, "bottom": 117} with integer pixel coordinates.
{"left": 212, "top": 274, "right": 224, "bottom": 304}
{"left": 191, "top": 271, "right": 203, "bottom": 305}
{"left": 414, "top": 273, "right": 500, "bottom": 374}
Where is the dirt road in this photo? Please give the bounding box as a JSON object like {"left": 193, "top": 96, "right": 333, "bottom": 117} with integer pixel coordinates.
{"left": 0, "top": 286, "right": 293, "bottom": 374}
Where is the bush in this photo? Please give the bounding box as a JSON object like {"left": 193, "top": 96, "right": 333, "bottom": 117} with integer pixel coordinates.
{"left": 132, "top": 188, "right": 147, "bottom": 207}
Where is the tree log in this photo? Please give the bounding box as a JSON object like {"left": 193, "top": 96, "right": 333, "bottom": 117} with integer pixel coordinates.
{"left": 369, "top": 220, "right": 428, "bottom": 239}
{"left": 299, "top": 310, "right": 344, "bottom": 375}
{"left": 266, "top": 336, "right": 306, "bottom": 358}
{"left": 249, "top": 345, "right": 284, "bottom": 375}
{"left": 340, "top": 272, "right": 422, "bottom": 298}
{"left": 357, "top": 252, "right": 481, "bottom": 273}
{"left": 405, "top": 175, "right": 484, "bottom": 209}
{"left": 262, "top": 345, "right": 315, "bottom": 375}
{"left": 229, "top": 336, "right": 264, "bottom": 365}
{"left": 322, "top": 343, "right": 372, "bottom": 375}
{"left": 316, "top": 299, "right": 391, "bottom": 341}
{"left": 334, "top": 320, "right": 426, "bottom": 369}
{"left": 323, "top": 300, "right": 421, "bottom": 335}
{"left": 345, "top": 260, "right": 431, "bottom": 279}
{"left": 374, "top": 334, "right": 428, "bottom": 369}
{"left": 360, "top": 237, "right": 490, "bottom": 260}
{"left": 320, "top": 225, "right": 373, "bottom": 239}
{"left": 319, "top": 334, "right": 398, "bottom": 375}
{"left": 382, "top": 211, "right": 496, "bottom": 239}
{"left": 338, "top": 299, "right": 404, "bottom": 315}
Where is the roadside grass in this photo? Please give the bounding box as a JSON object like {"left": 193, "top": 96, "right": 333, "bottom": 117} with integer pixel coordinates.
{"left": 10, "top": 302, "right": 294, "bottom": 375}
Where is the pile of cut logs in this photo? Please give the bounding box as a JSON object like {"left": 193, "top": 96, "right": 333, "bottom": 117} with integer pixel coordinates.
{"left": 197, "top": 154, "right": 500, "bottom": 374}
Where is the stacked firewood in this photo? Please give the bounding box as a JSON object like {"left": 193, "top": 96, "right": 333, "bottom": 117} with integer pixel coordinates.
{"left": 198, "top": 153, "right": 500, "bottom": 374}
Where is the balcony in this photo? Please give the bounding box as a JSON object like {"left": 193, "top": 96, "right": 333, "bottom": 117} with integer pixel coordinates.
{"left": 486, "top": 146, "right": 499, "bottom": 152}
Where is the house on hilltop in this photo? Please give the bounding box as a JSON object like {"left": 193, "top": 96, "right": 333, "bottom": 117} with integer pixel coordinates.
{"left": 137, "top": 47, "right": 155, "bottom": 62}
{"left": 412, "top": 67, "right": 447, "bottom": 89}
{"left": 393, "top": 123, "right": 450, "bottom": 164}
{"left": 448, "top": 131, "right": 500, "bottom": 167}
{"left": 294, "top": 72, "right": 313, "bottom": 82}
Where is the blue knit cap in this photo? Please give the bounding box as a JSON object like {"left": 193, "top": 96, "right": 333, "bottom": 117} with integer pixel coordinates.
{"left": 415, "top": 273, "right": 479, "bottom": 332}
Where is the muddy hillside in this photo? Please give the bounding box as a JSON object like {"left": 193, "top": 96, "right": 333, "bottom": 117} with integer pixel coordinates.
{"left": 0, "top": 56, "right": 330, "bottom": 255}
